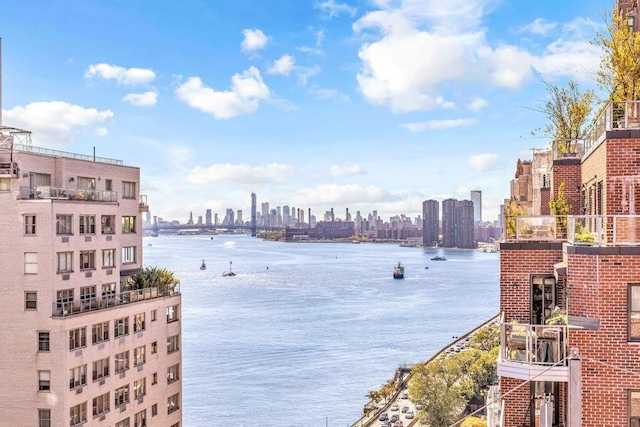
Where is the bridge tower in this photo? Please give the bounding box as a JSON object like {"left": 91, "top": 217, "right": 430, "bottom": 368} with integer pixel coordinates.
{"left": 251, "top": 192, "right": 257, "bottom": 237}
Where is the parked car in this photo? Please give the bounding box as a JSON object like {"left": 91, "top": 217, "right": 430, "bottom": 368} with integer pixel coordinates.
{"left": 390, "top": 414, "right": 399, "bottom": 422}
{"left": 405, "top": 411, "right": 414, "bottom": 419}
{"left": 380, "top": 422, "right": 391, "bottom": 427}
{"left": 415, "top": 403, "right": 423, "bottom": 410}
{"left": 401, "top": 406, "right": 409, "bottom": 413}
{"left": 379, "top": 412, "right": 389, "bottom": 421}
{"left": 401, "top": 391, "right": 408, "bottom": 399}
{"left": 393, "top": 421, "right": 404, "bottom": 427}
{"left": 390, "top": 404, "right": 399, "bottom": 411}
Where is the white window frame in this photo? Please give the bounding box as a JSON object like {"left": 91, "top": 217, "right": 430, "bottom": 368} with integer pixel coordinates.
{"left": 122, "top": 181, "right": 136, "bottom": 199}
{"left": 69, "top": 402, "right": 87, "bottom": 426}
{"left": 24, "top": 252, "right": 38, "bottom": 274}
{"left": 115, "top": 317, "right": 129, "bottom": 337}
{"left": 93, "top": 357, "right": 110, "bottom": 381}
{"left": 122, "top": 216, "right": 136, "bottom": 233}
{"left": 114, "top": 385, "right": 130, "bottom": 407}
{"left": 134, "top": 345, "right": 146, "bottom": 367}
{"left": 102, "top": 249, "right": 116, "bottom": 268}
{"left": 134, "top": 313, "right": 145, "bottom": 332}
{"left": 115, "top": 351, "right": 129, "bottom": 374}
{"left": 25, "top": 291, "right": 37, "bottom": 310}
{"left": 92, "top": 321, "right": 109, "bottom": 344}
{"left": 38, "top": 370, "right": 51, "bottom": 392}
{"left": 79, "top": 215, "right": 95, "bottom": 234}
{"left": 69, "top": 364, "right": 87, "bottom": 390}
{"left": 24, "top": 214, "right": 36, "bottom": 235}
{"left": 69, "top": 327, "right": 86, "bottom": 350}
{"left": 57, "top": 252, "right": 73, "bottom": 273}
{"left": 80, "top": 250, "right": 95, "bottom": 270}
{"left": 122, "top": 246, "right": 136, "bottom": 264}
{"left": 93, "top": 392, "right": 110, "bottom": 417}
{"left": 56, "top": 214, "right": 73, "bottom": 235}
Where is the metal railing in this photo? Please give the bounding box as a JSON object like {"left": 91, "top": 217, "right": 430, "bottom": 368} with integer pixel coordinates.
{"left": 0, "top": 162, "right": 18, "bottom": 177}
{"left": 583, "top": 101, "right": 640, "bottom": 159}
{"left": 53, "top": 286, "right": 180, "bottom": 317}
{"left": 19, "top": 186, "right": 118, "bottom": 202}
{"left": 500, "top": 323, "right": 567, "bottom": 366}
{"left": 14, "top": 144, "right": 123, "bottom": 165}
{"left": 139, "top": 194, "right": 148, "bottom": 206}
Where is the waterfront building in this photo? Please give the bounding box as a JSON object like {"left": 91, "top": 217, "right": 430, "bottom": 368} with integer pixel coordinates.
{"left": 205, "top": 209, "right": 212, "bottom": 226}
{"left": 422, "top": 200, "right": 439, "bottom": 247}
{"left": 0, "top": 127, "right": 182, "bottom": 426}
{"left": 441, "top": 198, "right": 456, "bottom": 247}
{"left": 455, "top": 200, "right": 474, "bottom": 248}
{"left": 187, "top": 211, "right": 193, "bottom": 225}
{"left": 250, "top": 192, "right": 257, "bottom": 236}
{"left": 236, "top": 209, "right": 243, "bottom": 226}
{"left": 283, "top": 205, "right": 290, "bottom": 226}
{"left": 470, "top": 190, "right": 482, "bottom": 223}
{"left": 197, "top": 215, "right": 202, "bottom": 225}
{"left": 497, "top": 98, "right": 640, "bottom": 425}
{"left": 261, "top": 202, "right": 270, "bottom": 226}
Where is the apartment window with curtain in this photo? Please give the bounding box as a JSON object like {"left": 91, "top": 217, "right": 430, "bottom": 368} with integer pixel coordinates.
{"left": 101, "top": 215, "right": 116, "bottom": 234}
{"left": 69, "top": 402, "right": 87, "bottom": 426}
{"left": 122, "top": 246, "right": 136, "bottom": 264}
{"left": 115, "top": 351, "right": 130, "bottom": 373}
{"left": 79, "top": 215, "right": 95, "bottom": 234}
{"left": 629, "top": 284, "right": 640, "bottom": 341}
{"left": 24, "top": 214, "right": 36, "bottom": 235}
{"left": 77, "top": 177, "right": 95, "bottom": 189}
{"left": 69, "top": 364, "right": 87, "bottom": 390}
{"left": 57, "top": 252, "right": 73, "bottom": 273}
{"left": 122, "top": 216, "right": 136, "bottom": 233}
{"left": 93, "top": 357, "right": 110, "bottom": 381}
{"left": 122, "top": 181, "right": 136, "bottom": 199}
{"left": 38, "top": 371, "right": 50, "bottom": 391}
{"left": 103, "top": 249, "right": 116, "bottom": 268}
{"left": 24, "top": 252, "right": 38, "bottom": 275}
{"left": 56, "top": 214, "right": 73, "bottom": 235}
{"left": 25, "top": 291, "right": 37, "bottom": 310}
{"left": 38, "top": 409, "right": 51, "bottom": 427}
{"left": 167, "top": 393, "right": 180, "bottom": 414}
{"left": 93, "top": 392, "right": 110, "bottom": 417}
{"left": 80, "top": 251, "right": 95, "bottom": 270}
{"left": 114, "top": 385, "right": 130, "bottom": 407}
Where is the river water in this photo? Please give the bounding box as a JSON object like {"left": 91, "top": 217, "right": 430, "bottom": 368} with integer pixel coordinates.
{"left": 143, "top": 234, "right": 500, "bottom": 427}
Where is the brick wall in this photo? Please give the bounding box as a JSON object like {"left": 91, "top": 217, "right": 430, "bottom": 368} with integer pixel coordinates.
{"left": 605, "top": 138, "right": 640, "bottom": 215}
{"left": 551, "top": 161, "right": 582, "bottom": 215}
{"left": 540, "top": 187, "right": 550, "bottom": 215}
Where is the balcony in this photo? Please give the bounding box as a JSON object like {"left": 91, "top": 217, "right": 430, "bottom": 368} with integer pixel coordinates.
{"left": 139, "top": 194, "right": 149, "bottom": 212}
{"left": 497, "top": 322, "right": 569, "bottom": 382}
{"left": 19, "top": 186, "right": 118, "bottom": 202}
{"left": 0, "top": 162, "right": 18, "bottom": 178}
{"left": 582, "top": 101, "right": 640, "bottom": 159}
{"left": 53, "top": 286, "right": 180, "bottom": 317}
{"left": 505, "top": 215, "right": 640, "bottom": 246}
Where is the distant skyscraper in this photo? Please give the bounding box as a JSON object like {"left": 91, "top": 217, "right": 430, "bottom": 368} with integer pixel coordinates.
{"left": 251, "top": 192, "right": 257, "bottom": 236}
{"left": 283, "top": 205, "right": 290, "bottom": 226}
{"left": 197, "top": 215, "right": 203, "bottom": 225}
{"left": 422, "top": 200, "right": 439, "bottom": 247}
{"left": 188, "top": 211, "right": 194, "bottom": 225}
{"left": 145, "top": 211, "right": 151, "bottom": 226}
{"left": 236, "top": 210, "right": 243, "bottom": 225}
{"left": 442, "top": 199, "right": 457, "bottom": 247}
{"left": 206, "top": 209, "right": 212, "bottom": 226}
{"left": 214, "top": 213, "right": 219, "bottom": 225}
{"left": 261, "top": 202, "right": 270, "bottom": 226}
{"left": 471, "top": 190, "right": 482, "bottom": 223}
{"left": 456, "top": 200, "right": 475, "bottom": 248}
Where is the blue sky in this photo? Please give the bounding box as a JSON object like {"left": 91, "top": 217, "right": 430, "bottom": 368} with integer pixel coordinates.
{"left": 1, "top": 0, "right": 609, "bottom": 223}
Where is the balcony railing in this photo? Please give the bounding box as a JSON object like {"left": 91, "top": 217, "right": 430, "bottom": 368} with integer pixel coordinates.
{"left": 53, "top": 286, "right": 180, "bottom": 317}
{"left": 505, "top": 215, "right": 640, "bottom": 246}
{"left": 19, "top": 186, "right": 118, "bottom": 202}
{"left": 583, "top": 101, "right": 640, "bottom": 159}
{"left": 0, "top": 162, "right": 18, "bottom": 177}
{"left": 139, "top": 194, "right": 149, "bottom": 212}
{"left": 500, "top": 323, "right": 567, "bottom": 366}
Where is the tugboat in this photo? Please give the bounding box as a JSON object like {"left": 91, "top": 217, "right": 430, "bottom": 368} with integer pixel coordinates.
{"left": 393, "top": 262, "right": 405, "bottom": 279}
{"left": 200, "top": 260, "right": 206, "bottom": 270}
{"left": 222, "top": 261, "right": 236, "bottom": 277}
{"left": 431, "top": 256, "right": 447, "bottom": 261}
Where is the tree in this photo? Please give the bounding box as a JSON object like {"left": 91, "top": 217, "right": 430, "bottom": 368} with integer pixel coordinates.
{"left": 469, "top": 325, "right": 500, "bottom": 353}
{"left": 125, "top": 266, "right": 180, "bottom": 293}
{"left": 504, "top": 200, "right": 526, "bottom": 239}
{"left": 549, "top": 182, "right": 571, "bottom": 237}
{"left": 408, "top": 357, "right": 470, "bottom": 427}
{"left": 466, "top": 347, "right": 500, "bottom": 398}
{"left": 594, "top": 7, "right": 640, "bottom": 101}
{"left": 529, "top": 80, "right": 595, "bottom": 154}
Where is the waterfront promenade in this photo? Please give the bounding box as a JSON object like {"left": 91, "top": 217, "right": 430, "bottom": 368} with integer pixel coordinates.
{"left": 351, "top": 313, "right": 501, "bottom": 427}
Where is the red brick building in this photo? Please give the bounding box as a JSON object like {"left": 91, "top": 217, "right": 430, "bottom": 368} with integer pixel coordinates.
{"left": 498, "top": 100, "right": 640, "bottom": 426}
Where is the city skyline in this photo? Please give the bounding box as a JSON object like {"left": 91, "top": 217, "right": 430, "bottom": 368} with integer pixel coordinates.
{"left": 1, "top": 1, "right": 604, "bottom": 222}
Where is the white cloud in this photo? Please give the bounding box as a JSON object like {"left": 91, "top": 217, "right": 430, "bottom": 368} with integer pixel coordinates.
{"left": 329, "top": 164, "right": 366, "bottom": 177}
{"left": 468, "top": 153, "right": 501, "bottom": 172}
{"left": 175, "top": 66, "right": 270, "bottom": 119}
{"left": 96, "top": 127, "right": 109, "bottom": 136}
{"left": 309, "top": 85, "right": 350, "bottom": 102}
{"left": 533, "top": 39, "right": 601, "bottom": 82}
{"left": 241, "top": 29, "right": 269, "bottom": 53}
{"left": 467, "top": 98, "right": 488, "bottom": 112}
{"left": 517, "top": 18, "right": 557, "bottom": 36}
{"left": 400, "top": 118, "right": 477, "bottom": 132}
{"left": 187, "top": 163, "right": 294, "bottom": 185}
{"left": 3, "top": 101, "right": 113, "bottom": 144}
{"left": 293, "top": 183, "right": 398, "bottom": 205}
{"left": 123, "top": 91, "right": 158, "bottom": 107}
{"left": 296, "top": 65, "right": 322, "bottom": 85}
{"left": 85, "top": 63, "right": 155, "bottom": 85}
{"left": 268, "top": 54, "right": 295, "bottom": 75}
{"left": 315, "top": 0, "right": 357, "bottom": 18}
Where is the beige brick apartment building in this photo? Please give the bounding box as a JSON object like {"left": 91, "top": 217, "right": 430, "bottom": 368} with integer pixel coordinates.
{"left": 0, "top": 127, "right": 182, "bottom": 427}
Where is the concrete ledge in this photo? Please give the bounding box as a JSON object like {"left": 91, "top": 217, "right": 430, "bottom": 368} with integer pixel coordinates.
{"left": 501, "top": 242, "right": 563, "bottom": 250}
{"left": 566, "top": 245, "right": 640, "bottom": 255}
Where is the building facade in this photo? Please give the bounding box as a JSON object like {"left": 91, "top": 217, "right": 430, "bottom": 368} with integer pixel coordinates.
{"left": 422, "top": 200, "right": 439, "bottom": 247}
{"left": 0, "top": 128, "right": 182, "bottom": 427}
{"left": 470, "top": 190, "right": 482, "bottom": 223}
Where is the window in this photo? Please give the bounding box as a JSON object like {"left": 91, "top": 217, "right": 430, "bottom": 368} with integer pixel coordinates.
{"left": 151, "top": 373, "right": 158, "bottom": 385}
{"left": 101, "top": 215, "right": 116, "bottom": 234}
{"left": 38, "top": 409, "right": 51, "bottom": 427}
{"left": 151, "top": 404, "right": 158, "bottom": 417}
{"left": 631, "top": 391, "right": 640, "bottom": 426}
{"left": 151, "top": 341, "right": 157, "bottom": 354}
{"left": 151, "top": 309, "right": 157, "bottom": 321}
{"left": 25, "top": 291, "right": 37, "bottom": 310}
{"left": 77, "top": 176, "right": 95, "bottom": 189}
{"left": 105, "top": 179, "right": 113, "bottom": 191}
{"left": 38, "top": 371, "right": 51, "bottom": 391}
{"left": 167, "top": 364, "right": 180, "bottom": 384}
{"left": 69, "top": 327, "right": 86, "bottom": 350}
{"left": 134, "top": 345, "right": 146, "bottom": 366}
{"left": 133, "top": 377, "right": 146, "bottom": 399}
{"left": 122, "top": 181, "right": 136, "bottom": 199}
{"left": 102, "top": 282, "right": 116, "bottom": 297}
{"left": 114, "top": 384, "right": 130, "bottom": 407}
{"left": 56, "top": 214, "right": 73, "bottom": 235}
{"left": 93, "top": 392, "right": 110, "bottom": 417}
{"left": 24, "top": 214, "right": 36, "bottom": 235}
{"left": 38, "top": 332, "right": 50, "bottom": 352}
{"left": 92, "top": 321, "right": 109, "bottom": 344}
{"left": 134, "top": 313, "right": 145, "bottom": 332}
{"left": 122, "top": 246, "right": 136, "bottom": 264}
{"left": 0, "top": 177, "right": 9, "bottom": 191}
{"left": 80, "top": 250, "right": 95, "bottom": 270}
{"left": 166, "top": 305, "right": 179, "bottom": 323}
{"left": 115, "top": 351, "right": 130, "bottom": 373}
{"left": 24, "top": 252, "right": 38, "bottom": 274}
{"left": 79, "top": 215, "right": 95, "bottom": 234}
{"left": 134, "top": 409, "right": 146, "bottom": 427}
{"left": 57, "top": 252, "right": 73, "bottom": 273}
{"left": 80, "top": 285, "right": 96, "bottom": 302}
{"left": 70, "top": 402, "right": 87, "bottom": 426}
{"left": 167, "top": 334, "right": 180, "bottom": 354}
{"left": 69, "top": 364, "right": 87, "bottom": 390}
{"left": 93, "top": 357, "right": 109, "bottom": 381}
{"left": 102, "top": 249, "right": 116, "bottom": 268}
{"left": 167, "top": 393, "right": 180, "bottom": 414}
{"left": 57, "top": 289, "right": 74, "bottom": 313}
{"left": 116, "top": 419, "right": 130, "bottom": 427}
{"left": 122, "top": 216, "right": 136, "bottom": 233}
{"left": 30, "top": 172, "right": 51, "bottom": 188}
{"left": 115, "top": 317, "right": 129, "bottom": 337}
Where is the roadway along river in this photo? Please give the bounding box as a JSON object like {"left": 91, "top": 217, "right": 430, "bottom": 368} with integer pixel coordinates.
{"left": 143, "top": 234, "right": 500, "bottom": 427}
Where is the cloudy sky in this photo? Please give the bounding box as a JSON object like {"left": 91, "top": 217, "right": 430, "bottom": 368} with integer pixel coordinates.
{"left": 1, "top": 0, "right": 606, "bottom": 223}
